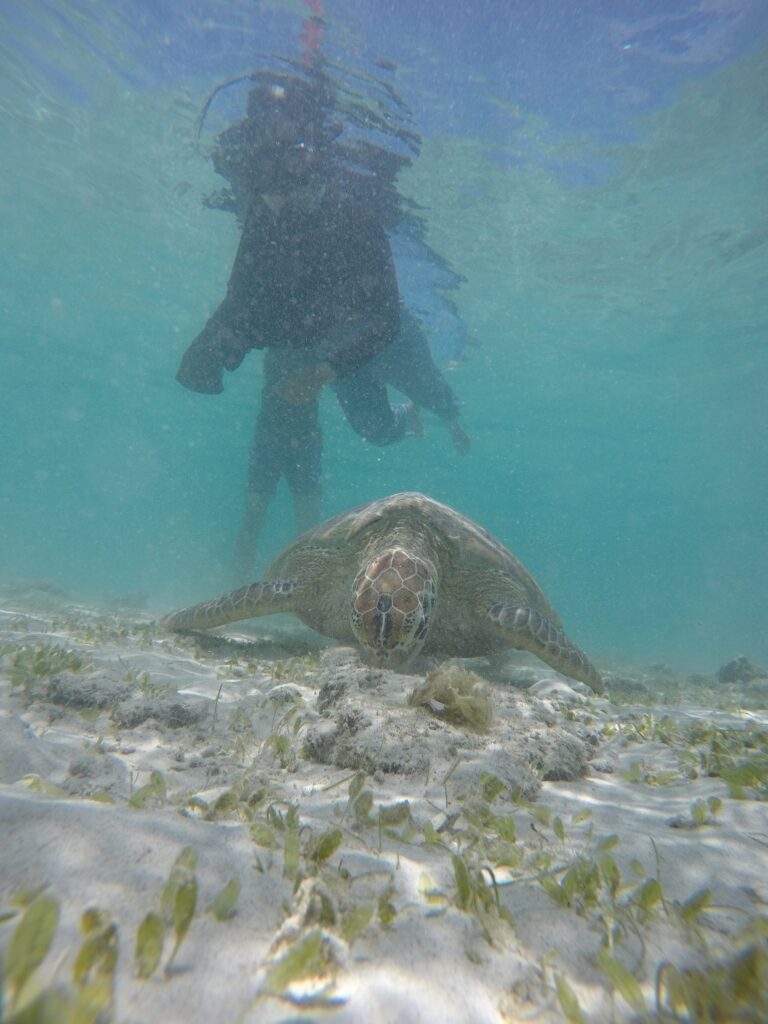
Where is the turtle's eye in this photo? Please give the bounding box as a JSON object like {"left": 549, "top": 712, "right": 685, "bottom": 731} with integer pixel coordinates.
{"left": 350, "top": 549, "right": 435, "bottom": 665}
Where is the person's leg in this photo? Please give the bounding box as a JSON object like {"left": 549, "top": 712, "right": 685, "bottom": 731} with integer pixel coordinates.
{"left": 331, "top": 365, "right": 417, "bottom": 447}
{"left": 293, "top": 489, "right": 322, "bottom": 534}
{"left": 381, "top": 309, "right": 461, "bottom": 420}
{"left": 232, "top": 490, "right": 272, "bottom": 585}
{"left": 283, "top": 384, "right": 324, "bottom": 536}
{"left": 232, "top": 351, "right": 294, "bottom": 584}
{"left": 376, "top": 310, "right": 470, "bottom": 453}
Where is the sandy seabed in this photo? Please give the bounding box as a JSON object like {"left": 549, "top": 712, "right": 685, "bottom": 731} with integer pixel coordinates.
{"left": 1, "top": 592, "right": 767, "bottom": 1023}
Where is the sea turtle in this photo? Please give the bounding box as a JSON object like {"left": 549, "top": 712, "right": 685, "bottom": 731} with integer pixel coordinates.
{"left": 163, "top": 492, "right": 602, "bottom": 691}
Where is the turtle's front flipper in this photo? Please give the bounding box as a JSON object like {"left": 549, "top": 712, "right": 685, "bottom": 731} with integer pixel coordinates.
{"left": 487, "top": 603, "right": 603, "bottom": 693}
{"left": 162, "top": 579, "right": 298, "bottom": 632}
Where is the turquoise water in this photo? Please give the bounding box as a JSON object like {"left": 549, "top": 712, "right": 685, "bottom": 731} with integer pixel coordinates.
{"left": 1, "top": 5, "right": 766, "bottom": 675}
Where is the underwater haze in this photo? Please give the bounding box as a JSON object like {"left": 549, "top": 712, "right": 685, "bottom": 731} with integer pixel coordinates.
{"left": 1, "top": 0, "right": 767, "bottom": 675}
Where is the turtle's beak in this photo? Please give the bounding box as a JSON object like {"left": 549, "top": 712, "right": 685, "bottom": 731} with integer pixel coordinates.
{"left": 350, "top": 548, "right": 436, "bottom": 665}
{"left": 369, "top": 644, "right": 417, "bottom": 670}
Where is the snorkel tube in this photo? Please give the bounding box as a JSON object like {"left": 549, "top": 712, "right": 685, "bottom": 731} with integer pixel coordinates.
{"left": 196, "top": 0, "right": 326, "bottom": 138}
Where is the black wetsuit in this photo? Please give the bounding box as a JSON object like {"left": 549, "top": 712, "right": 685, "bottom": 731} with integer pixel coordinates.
{"left": 178, "top": 190, "right": 399, "bottom": 394}
{"left": 177, "top": 189, "right": 460, "bottom": 500}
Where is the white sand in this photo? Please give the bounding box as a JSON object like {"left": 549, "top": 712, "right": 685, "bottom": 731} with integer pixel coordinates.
{"left": 1, "top": 599, "right": 767, "bottom": 1022}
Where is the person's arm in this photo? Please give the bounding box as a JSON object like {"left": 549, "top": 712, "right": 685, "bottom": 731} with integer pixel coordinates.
{"left": 176, "top": 204, "right": 267, "bottom": 394}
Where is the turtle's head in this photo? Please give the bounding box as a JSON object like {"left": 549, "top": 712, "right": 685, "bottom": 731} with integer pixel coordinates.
{"left": 350, "top": 548, "right": 436, "bottom": 667}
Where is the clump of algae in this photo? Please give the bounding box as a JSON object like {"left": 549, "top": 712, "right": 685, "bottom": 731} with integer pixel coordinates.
{"left": 408, "top": 664, "right": 493, "bottom": 732}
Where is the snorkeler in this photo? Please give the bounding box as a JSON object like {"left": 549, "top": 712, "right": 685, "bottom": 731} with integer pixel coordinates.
{"left": 177, "top": 77, "right": 408, "bottom": 433}
{"left": 175, "top": 72, "right": 469, "bottom": 581}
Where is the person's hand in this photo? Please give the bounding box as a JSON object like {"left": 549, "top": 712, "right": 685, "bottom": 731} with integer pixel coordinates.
{"left": 446, "top": 419, "right": 471, "bottom": 455}
{"left": 176, "top": 328, "right": 249, "bottom": 395}
{"left": 277, "top": 362, "right": 335, "bottom": 405}
{"left": 176, "top": 340, "right": 224, "bottom": 394}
